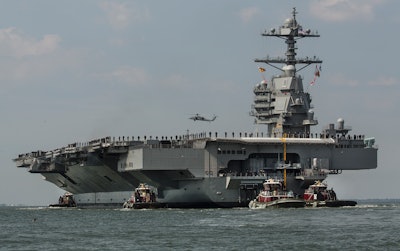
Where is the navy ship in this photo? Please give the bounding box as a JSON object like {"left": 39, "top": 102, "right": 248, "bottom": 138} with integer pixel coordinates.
{"left": 14, "top": 8, "right": 377, "bottom": 208}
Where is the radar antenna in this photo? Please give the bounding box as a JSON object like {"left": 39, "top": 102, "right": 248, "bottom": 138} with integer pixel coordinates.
{"left": 255, "top": 7, "right": 322, "bottom": 73}
{"left": 250, "top": 8, "right": 321, "bottom": 136}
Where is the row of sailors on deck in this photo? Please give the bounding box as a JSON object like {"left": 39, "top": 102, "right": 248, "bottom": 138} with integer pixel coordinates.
{"left": 219, "top": 169, "right": 325, "bottom": 177}
{"left": 102, "top": 132, "right": 366, "bottom": 143}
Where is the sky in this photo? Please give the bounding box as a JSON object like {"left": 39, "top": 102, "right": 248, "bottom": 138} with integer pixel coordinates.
{"left": 0, "top": 0, "right": 398, "bottom": 206}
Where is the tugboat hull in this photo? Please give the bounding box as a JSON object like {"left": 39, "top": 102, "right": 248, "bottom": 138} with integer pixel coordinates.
{"left": 306, "top": 200, "right": 357, "bottom": 207}
{"left": 249, "top": 198, "right": 305, "bottom": 209}
{"left": 123, "top": 202, "right": 167, "bottom": 209}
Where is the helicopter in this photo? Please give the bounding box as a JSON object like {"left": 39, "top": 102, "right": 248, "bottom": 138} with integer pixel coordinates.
{"left": 189, "top": 113, "right": 217, "bottom": 122}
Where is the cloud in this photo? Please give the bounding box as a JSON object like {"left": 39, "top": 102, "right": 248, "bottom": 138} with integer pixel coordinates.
{"left": 329, "top": 74, "right": 360, "bottom": 87}
{"left": 0, "top": 27, "right": 96, "bottom": 87}
{"left": 238, "top": 7, "right": 260, "bottom": 23}
{"left": 368, "top": 76, "right": 397, "bottom": 87}
{"left": 0, "top": 49, "right": 88, "bottom": 86}
{"left": 100, "top": 66, "right": 149, "bottom": 86}
{"left": 0, "top": 27, "right": 60, "bottom": 58}
{"left": 100, "top": 1, "right": 150, "bottom": 30}
{"left": 327, "top": 74, "right": 397, "bottom": 88}
{"left": 0, "top": 27, "right": 70, "bottom": 84}
{"left": 97, "top": 67, "right": 202, "bottom": 93}
{"left": 309, "top": 0, "right": 385, "bottom": 22}
{"left": 162, "top": 74, "right": 187, "bottom": 89}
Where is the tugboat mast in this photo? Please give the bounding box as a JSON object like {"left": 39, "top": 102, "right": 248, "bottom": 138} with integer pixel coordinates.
{"left": 251, "top": 8, "right": 322, "bottom": 137}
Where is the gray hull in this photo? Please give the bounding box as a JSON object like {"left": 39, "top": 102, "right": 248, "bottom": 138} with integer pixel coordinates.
{"left": 26, "top": 136, "right": 376, "bottom": 208}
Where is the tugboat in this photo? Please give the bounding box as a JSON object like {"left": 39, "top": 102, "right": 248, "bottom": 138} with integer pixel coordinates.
{"left": 123, "top": 184, "right": 166, "bottom": 209}
{"left": 49, "top": 192, "right": 76, "bottom": 208}
{"left": 303, "top": 181, "right": 357, "bottom": 207}
{"left": 248, "top": 178, "right": 305, "bottom": 209}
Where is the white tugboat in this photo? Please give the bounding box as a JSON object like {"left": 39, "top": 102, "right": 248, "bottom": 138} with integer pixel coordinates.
{"left": 303, "top": 181, "right": 357, "bottom": 207}
{"left": 49, "top": 192, "right": 76, "bottom": 208}
{"left": 249, "top": 178, "right": 305, "bottom": 209}
{"left": 123, "top": 183, "right": 166, "bottom": 209}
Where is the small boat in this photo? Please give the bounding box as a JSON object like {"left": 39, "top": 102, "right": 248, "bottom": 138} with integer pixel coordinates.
{"left": 49, "top": 192, "right": 76, "bottom": 207}
{"left": 123, "top": 183, "right": 166, "bottom": 209}
{"left": 303, "top": 181, "right": 357, "bottom": 207}
{"left": 249, "top": 179, "right": 305, "bottom": 209}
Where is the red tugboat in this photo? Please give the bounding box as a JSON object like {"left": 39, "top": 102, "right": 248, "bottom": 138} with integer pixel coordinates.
{"left": 123, "top": 183, "right": 166, "bottom": 209}
{"left": 249, "top": 179, "right": 305, "bottom": 209}
{"left": 49, "top": 192, "right": 76, "bottom": 208}
{"left": 303, "top": 181, "right": 357, "bottom": 207}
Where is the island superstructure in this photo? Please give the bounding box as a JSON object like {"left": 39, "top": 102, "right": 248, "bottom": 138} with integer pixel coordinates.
{"left": 14, "top": 8, "right": 377, "bottom": 208}
{"left": 250, "top": 8, "right": 321, "bottom": 137}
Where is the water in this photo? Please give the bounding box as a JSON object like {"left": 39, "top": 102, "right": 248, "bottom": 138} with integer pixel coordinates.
{"left": 1, "top": 200, "right": 399, "bottom": 251}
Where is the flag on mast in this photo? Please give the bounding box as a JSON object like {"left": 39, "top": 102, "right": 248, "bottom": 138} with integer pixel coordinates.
{"left": 314, "top": 65, "right": 320, "bottom": 77}
{"left": 310, "top": 65, "right": 320, "bottom": 85}
{"left": 258, "top": 67, "right": 267, "bottom": 83}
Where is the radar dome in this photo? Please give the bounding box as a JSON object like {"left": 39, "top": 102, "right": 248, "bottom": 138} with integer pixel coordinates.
{"left": 284, "top": 18, "right": 294, "bottom": 28}
{"left": 307, "top": 109, "right": 315, "bottom": 120}
{"left": 337, "top": 118, "right": 344, "bottom": 130}
{"left": 282, "top": 65, "right": 295, "bottom": 76}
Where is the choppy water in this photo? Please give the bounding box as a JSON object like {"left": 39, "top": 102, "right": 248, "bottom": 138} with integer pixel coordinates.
{"left": 1, "top": 200, "right": 399, "bottom": 251}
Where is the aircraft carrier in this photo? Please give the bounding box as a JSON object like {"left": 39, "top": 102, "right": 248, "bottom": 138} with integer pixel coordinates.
{"left": 14, "top": 8, "right": 378, "bottom": 208}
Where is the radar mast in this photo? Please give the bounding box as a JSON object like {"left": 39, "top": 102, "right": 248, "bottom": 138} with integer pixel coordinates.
{"left": 251, "top": 8, "right": 322, "bottom": 137}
